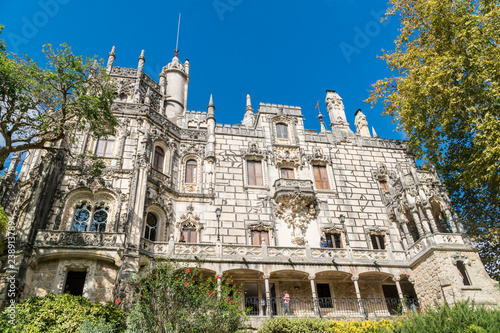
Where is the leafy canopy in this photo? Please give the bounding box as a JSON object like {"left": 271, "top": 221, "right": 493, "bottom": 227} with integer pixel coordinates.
{"left": 367, "top": 0, "right": 500, "bottom": 277}
{"left": 0, "top": 24, "right": 117, "bottom": 170}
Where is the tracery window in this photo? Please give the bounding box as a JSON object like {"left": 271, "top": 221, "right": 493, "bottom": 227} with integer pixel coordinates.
{"left": 71, "top": 203, "right": 109, "bottom": 232}
{"left": 144, "top": 212, "right": 158, "bottom": 241}
{"left": 313, "top": 165, "right": 330, "bottom": 190}
{"left": 185, "top": 159, "right": 197, "bottom": 183}
{"left": 95, "top": 136, "right": 115, "bottom": 158}
{"left": 153, "top": 146, "right": 165, "bottom": 172}
{"left": 276, "top": 123, "right": 288, "bottom": 139}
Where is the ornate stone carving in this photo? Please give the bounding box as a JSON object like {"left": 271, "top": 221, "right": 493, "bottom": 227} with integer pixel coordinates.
{"left": 274, "top": 146, "right": 301, "bottom": 167}
{"left": 451, "top": 253, "right": 471, "bottom": 266}
{"left": 241, "top": 142, "right": 266, "bottom": 160}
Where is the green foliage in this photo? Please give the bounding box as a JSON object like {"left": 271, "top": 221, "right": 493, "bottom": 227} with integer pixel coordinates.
{"left": 78, "top": 318, "right": 116, "bottom": 333}
{"left": 258, "top": 317, "right": 398, "bottom": 333}
{"left": 0, "top": 25, "right": 118, "bottom": 170}
{"left": 367, "top": 0, "right": 500, "bottom": 275}
{"left": 125, "top": 259, "right": 246, "bottom": 333}
{"left": 394, "top": 301, "right": 500, "bottom": 333}
{"left": 0, "top": 293, "right": 126, "bottom": 333}
{"left": 0, "top": 204, "right": 8, "bottom": 252}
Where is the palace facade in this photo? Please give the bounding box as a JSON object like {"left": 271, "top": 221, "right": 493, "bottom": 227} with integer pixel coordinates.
{"left": 1, "top": 47, "right": 499, "bottom": 320}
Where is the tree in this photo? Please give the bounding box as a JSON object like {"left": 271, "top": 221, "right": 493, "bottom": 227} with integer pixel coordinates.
{"left": 0, "top": 24, "right": 117, "bottom": 171}
{"left": 125, "top": 259, "right": 247, "bottom": 333}
{"left": 367, "top": 1, "right": 500, "bottom": 278}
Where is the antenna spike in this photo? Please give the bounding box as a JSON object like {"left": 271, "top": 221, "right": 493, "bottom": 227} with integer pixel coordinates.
{"left": 175, "top": 13, "right": 181, "bottom": 56}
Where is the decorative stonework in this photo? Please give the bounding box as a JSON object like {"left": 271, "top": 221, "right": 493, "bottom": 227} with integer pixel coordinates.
{"left": 55, "top": 259, "right": 96, "bottom": 298}
{"left": 274, "top": 146, "right": 301, "bottom": 167}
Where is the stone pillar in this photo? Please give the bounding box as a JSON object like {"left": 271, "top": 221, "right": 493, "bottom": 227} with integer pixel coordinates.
{"left": 309, "top": 275, "right": 320, "bottom": 316}
{"left": 419, "top": 206, "right": 434, "bottom": 235}
{"left": 393, "top": 276, "right": 407, "bottom": 312}
{"left": 351, "top": 276, "right": 364, "bottom": 316}
{"left": 264, "top": 274, "right": 271, "bottom": 316}
{"left": 444, "top": 209, "right": 458, "bottom": 233}
{"left": 422, "top": 203, "right": 438, "bottom": 233}
{"left": 401, "top": 222, "right": 414, "bottom": 247}
{"left": 411, "top": 209, "right": 427, "bottom": 238}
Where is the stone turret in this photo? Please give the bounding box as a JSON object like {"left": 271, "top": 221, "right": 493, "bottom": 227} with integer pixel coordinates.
{"left": 164, "top": 54, "right": 189, "bottom": 123}
{"left": 354, "top": 109, "right": 371, "bottom": 137}
{"left": 206, "top": 94, "right": 216, "bottom": 158}
{"left": 242, "top": 93, "right": 255, "bottom": 127}
{"left": 325, "top": 90, "right": 349, "bottom": 128}
{"left": 106, "top": 46, "right": 115, "bottom": 74}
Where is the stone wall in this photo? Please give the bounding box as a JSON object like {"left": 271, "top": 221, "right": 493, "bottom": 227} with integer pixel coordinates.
{"left": 25, "top": 259, "right": 59, "bottom": 297}
{"left": 93, "top": 261, "right": 118, "bottom": 303}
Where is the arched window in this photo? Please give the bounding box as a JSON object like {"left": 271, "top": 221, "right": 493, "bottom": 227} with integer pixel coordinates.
{"left": 185, "top": 159, "right": 197, "bottom": 183}
{"left": 71, "top": 203, "right": 109, "bottom": 232}
{"left": 276, "top": 123, "right": 288, "bottom": 139}
{"left": 153, "top": 146, "right": 165, "bottom": 172}
{"left": 144, "top": 212, "right": 158, "bottom": 241}
{"left": 96, "top": 136, "right": 115, "bottom": 158}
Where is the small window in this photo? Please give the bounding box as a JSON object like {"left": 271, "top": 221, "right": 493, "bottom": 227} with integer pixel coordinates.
{"left": 276, "top": 123, "right": 288, "bottom": 139}
{"left": 71, "top": 203, "right": 109, "bottom": 232}
{"left": 371, "top": 234, "right": 385, "bottom": 249}
{"left": 182, "top": 226, "right": 197, "bottom": 243}
{"left": 185, "top": 159, "right": 197, "bottom": 183}
{"left": 90, "top": 204, "right": 108, "bottom": 232}
{"left": 247, "top": 160, "right": 263, "bottom": 186}
{"left": 325, "top": 233, "right": 342, "bottom": 248}
{"left": 251, "top": 230, "right": 269, "bottom": 245}
{"left": 457, "top": 261, "right": 471, "bottom": 285}
{"left": 379, "top": 179, "right": 389, "bottom": 191}
{"left": 72, "top": 203, "right": 91, "bottom": 232}
{"left": 144, "top": 212, "right": 158, "bottom": 241}
{"left": 95, "top": 136, "right": 115, "bottom": 158}
{"left": 280, "top": 168, "right": 294, "bottom": 179}
{"left": 314, "top": 165, "right": 330, "bottom": 190}
{"left": 153, "top": 146, "right": 165, "bottom": 172}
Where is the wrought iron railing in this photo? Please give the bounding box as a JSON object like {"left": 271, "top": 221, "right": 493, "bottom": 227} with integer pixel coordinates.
{"left": 243, "top": 297, "right": 419, "bottom": 317}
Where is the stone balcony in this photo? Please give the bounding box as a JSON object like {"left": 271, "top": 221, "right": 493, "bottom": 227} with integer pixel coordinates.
{"left": 148, "top": 168, "right": 171, "bottom": 185}
{"left": 35, "top": 230, "right": 126, "bottom": 249}
{"left": 273, "top": 179, "right": 315, "bottom": 203}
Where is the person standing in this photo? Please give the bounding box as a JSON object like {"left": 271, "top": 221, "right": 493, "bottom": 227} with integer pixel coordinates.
{"left": 282, "top": 290, "right": 291, "bottom": 316}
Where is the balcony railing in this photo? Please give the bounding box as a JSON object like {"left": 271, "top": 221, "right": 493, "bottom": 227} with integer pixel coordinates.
{"left": 244, "top": 297, "right": 419, "bottom": 317}
{"left": 148, "top": 168, "right": 170, "bottom": 184}
{"left": 36, "top": 230, "right": 126, "bottom": 248}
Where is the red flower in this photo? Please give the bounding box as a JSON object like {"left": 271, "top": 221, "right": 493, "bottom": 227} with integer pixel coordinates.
{"left": 185, "top": 282, "right": 189, "bottom": 286}
{"left": 229, "top": 300, "right": 232, "bottom": 304}
{"left": 116, "top": 299, "right": 120, "bottom": 304}
{"left": 186, "top": 269, "right": 190, "bottom": 273}
{"left": 126, "top": 266, "right": 129, "bottom": 269}
{"left": 216, "top": 275, "right": 220, "bottom": 279}
{"left": 208, "top": 293, "right": 211, "bottom": 297}
{"left": 227, "top": 297, "right": 230, "bottom": 301}
{"left": 230, "top": 280, "right": 233, "bottom": 283}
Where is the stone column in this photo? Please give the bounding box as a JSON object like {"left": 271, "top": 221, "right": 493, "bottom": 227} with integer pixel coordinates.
{"left": 393, "top": 276, "right": 407, "bottom": 312}
{"left": 423, "top": 205, "right": 439, "bottom": 234}
{"left": 401, "top": 222, "right": 414, "bottom": 247}
{"left": 264, "top": 274, "right": 271, "bottom": 316}
{"left": 411, "top": 209, "right": 426, "bottom": 238}
{"left": 351, "top": 276, "right": 364, "bottom": 316}
{"left": 444, "top": 209, "right": 458, "bottom": 233}
{"left": 309, "top": 275, "right": 320, "bottom": 316}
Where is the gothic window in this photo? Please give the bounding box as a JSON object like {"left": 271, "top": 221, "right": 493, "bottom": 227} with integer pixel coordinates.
{"left": 247, "top": 160, "right": 263, "bottom": 186}
{"left": 457, "top": 261, "right": 471, "bottom": 286}
{"left": 144, "top": 212, "right": 158, "bottom": 241}
{"left": 185, "top": 159, "right": 197, "bottom": 183}
{"left": 371, "top": 234, "right": 386, "bottom": 250}
{"left": 313, "top": 165, "right": 330, "bottom": 190}
{"left": 71, "top": 203, "right": 109, "bottom": 232}
{"left": 325, "top": 233, "right": 342, "bottom": 248}
{"left": 182, "top": 224, "right": 197, "bottom": 243}
{"left": 95, "top": 136, "right": 115, "bottom": 158}
{"left": 280, "top": 168, "right": 295, "bottom": 179}
{"left": 276, "top": 123, "right": 288, "bottom": 139}
{"left": 153, "top": 146, "right": 165, "bottom": 172}
{"left": 251, "top": 230, "right": 269, "bottom": 245}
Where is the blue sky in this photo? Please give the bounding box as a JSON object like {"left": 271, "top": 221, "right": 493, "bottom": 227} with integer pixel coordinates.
{"left": 0, "top": 0, "right": 403, "bottom": 154}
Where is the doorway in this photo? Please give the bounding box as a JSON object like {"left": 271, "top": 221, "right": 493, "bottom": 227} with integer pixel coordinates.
{"left": 316, "top": 283, "right": 333, "bottom": 308}
{"left": 382, "top": 284, "right": 400, "bottom": 314}
{"left": 64, "top": 271, "right": 86, "bottom": 296}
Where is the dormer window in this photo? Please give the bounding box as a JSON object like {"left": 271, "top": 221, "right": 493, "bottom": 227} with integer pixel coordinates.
{"left": 276, "top": 123, "right": 288, "bottom": 139}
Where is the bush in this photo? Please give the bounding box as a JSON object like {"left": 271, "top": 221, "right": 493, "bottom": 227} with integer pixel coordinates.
{"left": 394, "top": 301, "right": 500, "bottom": 333}
{"left": 78, "top": 318, "right": 115, "bottom": 333}
{"left": 0, "top": 293, "right": 126, "bottom": 333}
{"left": 258, "top": 317, "right": 398, "bottom": 333}
{"left": 125, "top": 259, "right": 247, "bottom": 333}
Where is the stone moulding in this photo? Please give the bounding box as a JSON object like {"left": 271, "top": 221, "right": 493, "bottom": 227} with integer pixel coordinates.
{"left": 36, "top": 230, "right": 126, "bottom": 248}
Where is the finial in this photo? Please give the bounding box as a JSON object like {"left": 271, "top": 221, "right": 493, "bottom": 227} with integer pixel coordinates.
{"left": 106, "top": 46, "right": 116, "bottom": 74}
{"left": 110, "top": 46, "right": 116, "bottom": 55}
{"left": 372, "top": 126, "right": 379, "bottom": 138}
{"left": 246, "top": 93, "right": 251, "bottom": 107}
{"left": 139, "top": 49, "right": 145, "bottom": 60}
{"left": 208, "top": 94, "right": 214, "bottom": 107}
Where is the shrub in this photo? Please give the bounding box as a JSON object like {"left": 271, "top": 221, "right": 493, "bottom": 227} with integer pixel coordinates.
{"left": 394, "top": 301, "right": 500, "bottom": 333}
{"left": 258, "top": 317, "right": 398, "bottom": 333}
{"left": 78, "top": 318, "right": 115, "bottom": 333}
{"left": 125, "top": 259, "right": 247, "bottom": 333}
{"left": 0, "top": 293, "right": 126, "bottom": 333}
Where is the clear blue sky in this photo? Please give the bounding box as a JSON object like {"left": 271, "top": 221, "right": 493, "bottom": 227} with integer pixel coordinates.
{"left": 0, "top": 0, "right": 403, "bottom": 142}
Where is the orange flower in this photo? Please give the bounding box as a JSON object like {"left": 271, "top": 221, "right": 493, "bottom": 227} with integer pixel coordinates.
{"left": 186, "top": 269, "right": 190, "bottom": 273}
{"left": 185, "top": 282, "right": 189, "bottom": 286}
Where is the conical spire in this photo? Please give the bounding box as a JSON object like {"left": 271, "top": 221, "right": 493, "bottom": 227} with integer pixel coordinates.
{"left": 372, "top": 126, "right": 378, "bottom": 138}
{"left": 207, "top": 94, "right": 215, "bottom": 118}
{"left": 106, "top": 46, "right": 116, "bottom": 74}
{"left": 242, "top": 93, "right": 255, "bottom": 127}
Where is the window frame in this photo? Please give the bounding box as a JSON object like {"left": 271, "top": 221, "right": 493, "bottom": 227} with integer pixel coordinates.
{"left": 95, "top": 136, "right": 115, "bottom": 158}
{"left": 370, "top": 234, "right": 386, "bottom": 250}
{"left": 313, "top": 165, "right": 330, "bottom": 190}
{"left": 153, "top": 146, "right": 165, "bottom": 172}
{"left": 247, "top": 160, "right": 264, "bottom": 186}
{"left": 325, "top": 232, "right": 343, "bottom": 248}
{"left": 456, "top": 261, "right": 471, "bottom": 286}
{"left": 280, "top": 167, "right": 295, "bottom": 179}
{"left": 185, "top": 159, "right": 197, "bottom": 184}
{"left": 144, "top": 212, "right": 158, "bottom": 241}
{"left": 71, "top": 202, "right": 109, "bottom": 232}
{"left": 276, "top": 123, "right": 289, "bottom": 139}
{"left": 251, "top": 230, "right": 269, "bottom": 246}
